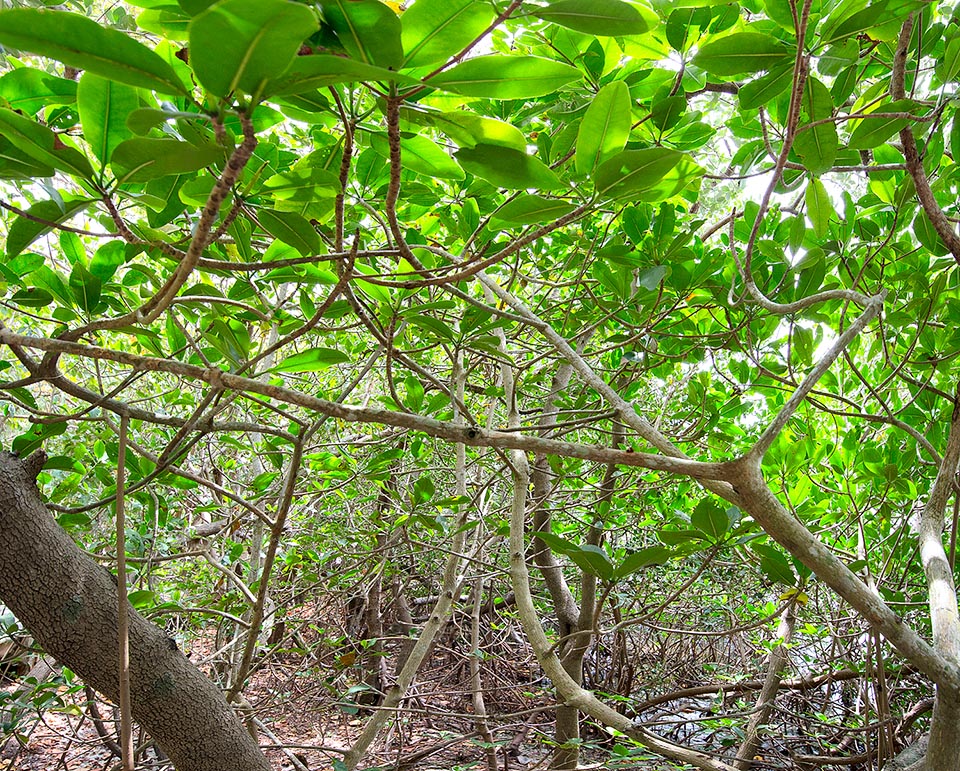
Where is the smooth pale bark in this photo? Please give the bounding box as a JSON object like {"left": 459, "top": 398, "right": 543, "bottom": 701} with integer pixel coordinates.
{"left": 0, "top": 451, "right": 270, "bottom": 771}
{"left": 734, "top": 601, "right": 795, "bottom": 769}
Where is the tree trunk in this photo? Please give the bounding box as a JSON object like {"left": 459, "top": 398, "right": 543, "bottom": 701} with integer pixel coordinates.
{"left": 0, "top": 451, "right": 270, "bottom": 771}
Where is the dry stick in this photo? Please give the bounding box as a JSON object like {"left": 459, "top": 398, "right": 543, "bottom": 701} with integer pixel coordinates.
{"left": 226, "top": 432, "right": 307, "bottom": 702}
{"left": 115, "top": 412, "right": 134, "bottom": 771}
{"left": 734, "top": 599, "right": 796, "bottom": 769}
{"left": 456, "top": 359, "right": 496, "bottom": 771}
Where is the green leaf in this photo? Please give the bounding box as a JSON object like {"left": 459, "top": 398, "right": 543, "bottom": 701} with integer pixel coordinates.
{"left": 263, "top": 166, "right": 342, "bottom": 201}
{"left": 937, "top": 36, "right": 960, "bottom": 84}
{"left": 43, "top": 455, "right": 84, "bottom": 473}
{"left": 411, "top": 475, "right": 435, "bottom": 505}
{"left": 534, "top": 530, "right": 579, "bottom": 556}
{"left": 90, "top": 241, "right": 127, "bottom": 282}
{"left": 258, "top": 208, "right": 320, "bottom": 256}
{"left": 914, "top": 211, "right": 949, "bottom": 256}
{"left": 189, "top": 0, "right": 319, "bottom": 98}
{"left": 793, "top": 77, "right": 837, "bottom": 175}
{"left": 9, "top": 288, "right": 54, "bottom": 308}
{"left": 0, "top": 136, "right": 55, "bottom": 179}
{"left": 401, "top": 0, "right": 494, "bottom": 68}
{"left": 532, "top": 0, "right": 653, "bottom": 36}
{"left": 127, "top": 590, "right": 158, "bottom": 609}
{"left": 370, "top": 133, "right": 465, "bottom": 180}
{"left": 273, "top": 348, "right": 350, "bottom": 372}
{"left": 433, "top": 112, "right": 527, "bottom": 150}
{"left": 0, "top": 68, "right": 77, "bottom": 115}
{"left": 594, "top": 148, "right": 682, "bottom": 199}
{"left": 753, "top": 543, "right": 797, "bottom": 586}
{"left": 805, "top": 177, "right": 833, "bottom": 238}
{"left": 567, "top": 544, "right": 615, "bottom": 582}
{"left": 265, "top": 55, "right": 415, "bottom": 96}
{"left": 738, "top": 64, "right": 793, "bottom": 111}
{"left": 69, "top": 263, "right": 102, "bottom": 313}
{"left": 77, "top": 73, "right": 138, "bottom": 166}
{"left": 650, "top": 94, "right": 686, "bottom": 132}
{"left": 692, "top": 32, "right": 793, "bottom": 76}
{"left": 0, "top": 8, "right": 186, "bottom": 95}
{"left": 6, "top": 197, "right": 91, "bottom": 258}
{"left": 575, "top": 81, "right": 631, "bottom": 174}
{"left": 320, "top": 0, "right": 403, "bottom": 69}
{"left": 428, "top": 55, "right": 582, "bottom": 98}
{"left": 848, "top": 99, "right": 919, "bottom": 150}
{"left": 111, "top": 138, "right": 222, "bottom": 183}
{"left": 58, "top": 512, "right": 92, "bottom": 529}
{"left": 615, "top": 546, "right": 671, "bottom": 580}
{"left": 491, "top": 194, "right": 577, "bottom": 225}
{"left": 691, "top": 498, "right": 729, "bottom": 541}
{"left": 0, "top": 108, "right": 94, "bottom": 180}
{"left": 456, "top": 144, "right": 563, "bottom": 190}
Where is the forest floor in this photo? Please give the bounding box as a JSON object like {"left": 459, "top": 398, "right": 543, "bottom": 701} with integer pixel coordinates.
{"left": 1, "top": 627, "right": 569, "bottom": 771}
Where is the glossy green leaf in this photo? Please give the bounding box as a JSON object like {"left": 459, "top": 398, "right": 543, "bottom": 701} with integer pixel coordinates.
{"left": 69, "top": 263, "right": 102, "bottom": 313}
{"left": 111, "top": 138, "right": 222, "bottom": 183}
{"left": 428, "top": 55, "right": 582, "bottom": 98}
{"left": 320, "top": 0, "right": 403, "bottom": 69}
{"left": 263, "top": 166, "right": 342, "bottom": 201}
{"left": 9, "top": 288, "right": 54, "bottom": 308}
{"left": 0, "top": 108, "right": 93, "bottom": 179}
{"left": 401, "top": 0, "right": 493, "bottom": 68}
{"left": 434, "top": 112, "right": 527, "bottom": 150}
{"left": 615, "top": 546, "right": 671, "bottom": 580}
{"left": 691, "top": 498, "right": 729, "bottom": 541}
{"left": 576, "top": 81, "right": 631, "bottom": 174}
{"left": 90, "top": 241, "right": 127, "bottom": 282}
{"left": 492, "top": 195, "right": 578, "bottom": 225}
{"left": 819, "top": 0, "right": 917, "bottom": 46}
{"left": 594, "top": 148, "right": 682, "bottom": 199}
{"left": 754, "top": 543, "right": 797, "bottom": 586}
{"left": 0, "top": 68, "right": 77, "bottom": 115}
{"left": 0, "top": 136, "right": 55, "bottom": 179}
{"left": 692, "top": 32, "right": 792, "bottom": 76}
{"left": 258, "top": 208, "right": 321, "bottom": 257}
{"left": 77, "top": 73, "right": 138, "bottom": 166}
{"left": 370, "top": 133, "right": 465, "bottom": 180}
{"left": 189, "top": 0, "right": 318, "bottom": 97}
{"left": 738, "top": 64, "right": 793, "bottom": 110}
{"left": 794, "top": 77, "right": 837, "bottom": 175}
{"left": 455, "top": 144, "right": 564, "bottom": 190}
{"left": 848, "top": 99, "right": 919, "bottom": 150}
{"left": 937, "top": 36, "right": 960, "bottom": 83}
{"left": 650, "top": 95, "right": 686, "bottom": 132}
{"left": 567, "top": 544, "right": 615, "bottom": 582}
{"left": 265, "top": 55, "right": 416, "bottom": 96}
{"left": 6, "top": 197, "right": 91, "bottom": 258}
{"left": 273, "top": 347, "right": 351, "bottom": 373}
{"left": 805, "top": 177, "right": 833, "bottom": 238}
{"left": 0, "top": 8, "right": 185, "bottom": 94}
{"left": 532, "top": 0, "right": 654, "bottom": 36}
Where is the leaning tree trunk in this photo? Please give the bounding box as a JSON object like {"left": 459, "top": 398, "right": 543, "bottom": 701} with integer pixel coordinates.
{"left": 0, "top": 451, "right": 270, "bottom": 771}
